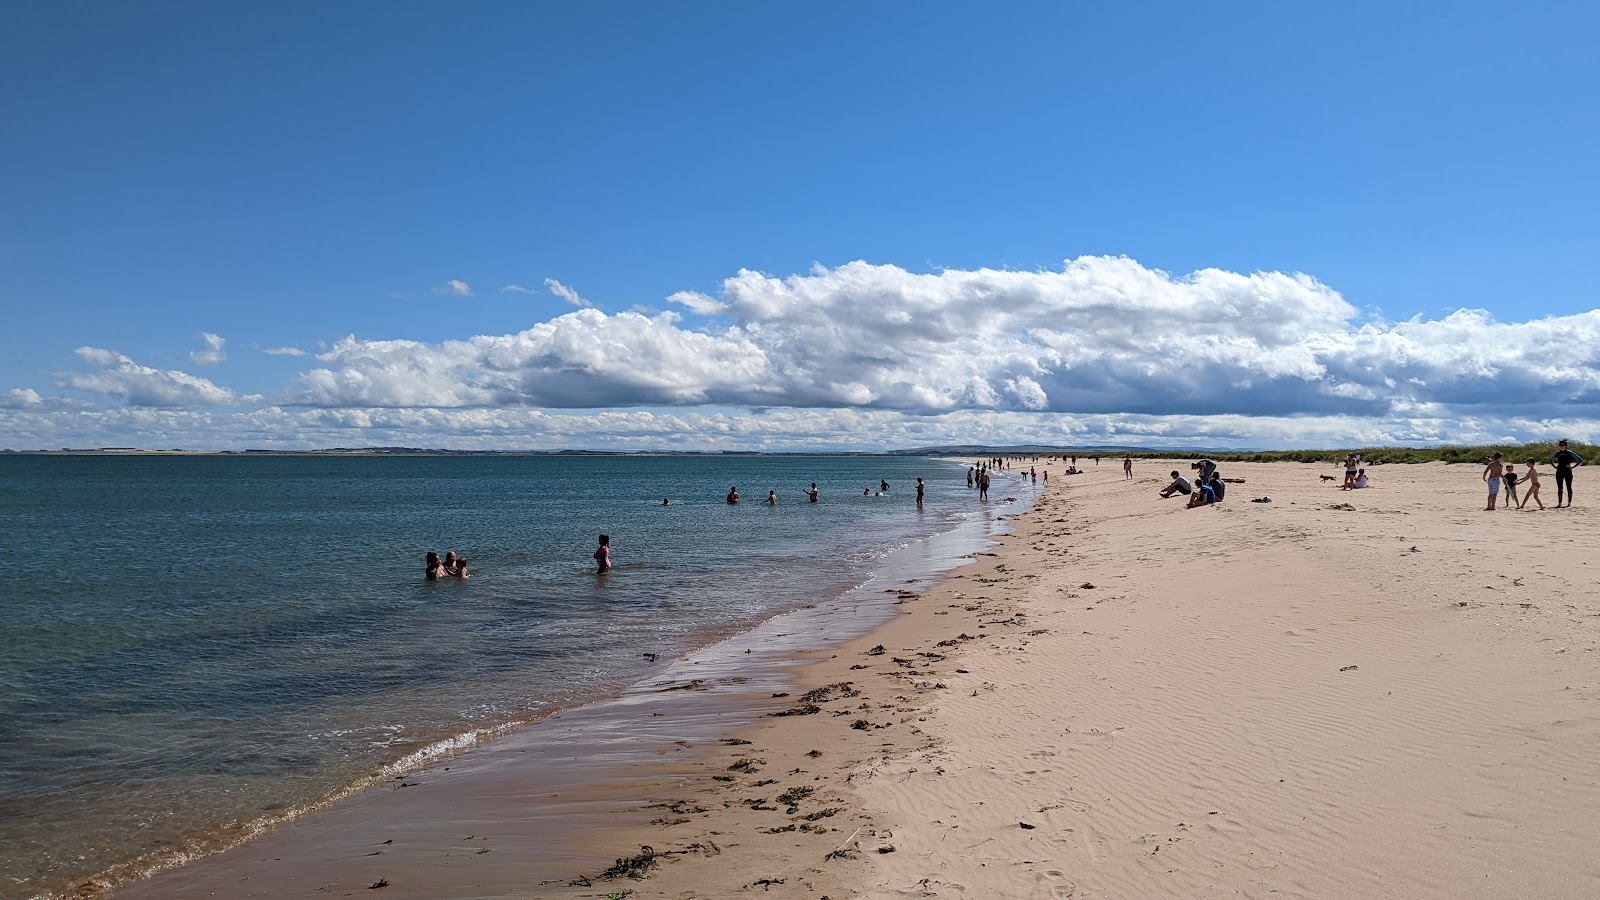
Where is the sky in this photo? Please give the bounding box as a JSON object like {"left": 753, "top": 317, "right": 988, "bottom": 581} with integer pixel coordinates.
{"left": 2, "top": 1, "right": 1598, "bottom": 451}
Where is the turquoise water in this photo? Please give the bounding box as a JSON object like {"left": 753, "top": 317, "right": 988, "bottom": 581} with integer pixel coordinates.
{"left": 0, "top": 454, "right": 1018, "bottom": 898}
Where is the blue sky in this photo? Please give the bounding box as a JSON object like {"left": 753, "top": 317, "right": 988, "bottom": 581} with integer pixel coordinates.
{"left": 3, "top": 2, "right": 1598, "bottom": 450}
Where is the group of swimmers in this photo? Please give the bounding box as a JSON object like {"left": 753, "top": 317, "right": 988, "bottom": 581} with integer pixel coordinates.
{"left": 719, "top": 478, "right": 926, "bottom": 508}
{"left": 424, "top": 551, "right": 470, "bottom": 580}
{"left": 1483, "top": 441, "right": 1585, "bottom": 510}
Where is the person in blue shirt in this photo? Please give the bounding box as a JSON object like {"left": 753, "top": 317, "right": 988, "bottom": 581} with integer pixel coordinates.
{"left": 1549, "top": 440, "right": 1584, "bottom": 508}
{"left": 1188, "top": 481, "right": 1217, "bottom": 507}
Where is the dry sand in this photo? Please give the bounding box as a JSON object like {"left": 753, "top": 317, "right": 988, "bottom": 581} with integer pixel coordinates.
{"left": 113, "top": 460, "right": 1600, "bottom": 899}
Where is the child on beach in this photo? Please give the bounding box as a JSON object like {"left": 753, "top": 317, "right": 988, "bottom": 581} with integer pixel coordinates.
{"left": 594, "top": 534, "right": 611, "bottom": 574}
{"left": 1520, "top": 460, "right": 1544, "bottom": 509}
{"left": 1483, "top": 453, "right": 1505, "bottom": 511}
{"left": 1503, "top": 467, "right": 1519, "bottom": 509}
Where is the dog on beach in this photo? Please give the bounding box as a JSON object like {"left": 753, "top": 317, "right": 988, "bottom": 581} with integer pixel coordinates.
{"left": 1319, "top": 474, "right": 1337, "bottom": 482}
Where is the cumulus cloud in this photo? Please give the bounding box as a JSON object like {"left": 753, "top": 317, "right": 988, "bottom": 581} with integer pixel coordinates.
{"left": 58, "top": 347, "right": 245, "bottom": 407}
{"left": 431, "top": 279, "right": 474, "bottom": 298}
{"left": 15, "top": 256, "right": 1600, "bottom": 450}
{"left": 264, "top": 346, "right": 308, "bottom": 357}
{"left": 190, "top": 332, "right": 227, "bottom": 366}
{"left": 543, "top": 278, "right": 592, "bottom": 308}
{"left": 281, "top": 256, "right": 1600, "bottom": 423}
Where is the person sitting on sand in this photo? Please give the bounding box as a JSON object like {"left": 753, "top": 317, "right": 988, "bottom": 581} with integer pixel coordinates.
{"left": 1519, "top": 460, "right": 1544, "bottom": 509}
{"left": 1207, "top": 472, "right": 1227, "bottom": 501}
{"left": 425, "top": 551, "right": 444, "bottom": 581}
{"left": 1159, "top": 471, "right": 1193, "bottom": 498}
{"left": 1188, "top": 481, "right": 1216, "bottom": 507}
{"left": 1352, "top": 469, "right": 1370, "bottom": 489}
{"left": 765, "top": 489, "right": 778, "bottom": 506}
{"left": 727, "top": 486, "right": 740, "bottom": 504}
{"left": 594, "top": 534, "right": 611, "bottom": 574}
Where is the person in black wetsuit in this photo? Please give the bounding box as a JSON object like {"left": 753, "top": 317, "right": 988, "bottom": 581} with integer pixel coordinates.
{"left": 1550, "top": 440, "right": 1585, "bottom": 508}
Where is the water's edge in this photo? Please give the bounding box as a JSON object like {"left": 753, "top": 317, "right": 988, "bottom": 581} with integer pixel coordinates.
{"left": 94, "top": 467, "right": 1035, "bottom": 898}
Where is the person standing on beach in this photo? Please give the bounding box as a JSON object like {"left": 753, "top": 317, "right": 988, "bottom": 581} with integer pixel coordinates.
{"left": 967, "top": 467, "right": 975, "bottom": 488}
{"left": 978, "top": 469, "right": 990, "bottom": 500}
{"left": 807, "top": 482, "right": 819, "bottom": 502}
{"left": 1483, "top": 453, "right": 1505, "bottom": 511}
{"left": 1520, "top": 459, "right": 1544, "bottom": 509}
{"left": 1343, "top": 454, "right": 1360, "bottom": 490}
{"left": 916, "top": 477, "right": 925, "bottom": 509}
{"left": 1123, "top": 456, "right": 1133, "bottom": 480}
{"left": 1503, "top": 467, "right": 1520, "bottom": 509}
{"left": 1550, "top": 440, "right": 1584, "bottom": 507}
{"left": 594, "top": 534, "right": 611, "bottom": 574}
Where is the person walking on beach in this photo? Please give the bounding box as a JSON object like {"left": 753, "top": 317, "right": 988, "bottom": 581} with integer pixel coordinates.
{"left": 1123, "top": 456, "right": 1133, "bottom": 480}
{"left": 916, "top": 477, "right": 925, "bottom": 509}
{"left": 1550, "top": 440, "right": 1584, "bottom": 507}
{"left": 1483, "top": 453, "right": 1505, "bottom": 511}
{"left": 806, "top": 482, "right": 819, "bottom": 502}
{"left": 1503, "top": 467, "right": 1520, "bottom": 509}
{"left": 594, "top": 534, "right": 611, "bottom": 574}
{"left": 1520, "top": 459, "right": 1545, "bottom": 509}
{"left": 978, "top": 468, "right": 991, "bottom": 500}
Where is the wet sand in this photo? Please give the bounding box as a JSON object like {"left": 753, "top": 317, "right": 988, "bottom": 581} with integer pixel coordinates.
{"left": 115, "top": 460, "right": 1600, "bottom": 899}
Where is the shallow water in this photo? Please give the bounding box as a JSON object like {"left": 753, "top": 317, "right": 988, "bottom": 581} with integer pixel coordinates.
{"left": 0, "top": 453, "right": 1033, "bottom": 898}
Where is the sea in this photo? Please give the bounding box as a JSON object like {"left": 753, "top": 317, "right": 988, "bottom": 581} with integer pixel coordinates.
{"left": 0, "top": 453, "right": 1037, "bottom": 898}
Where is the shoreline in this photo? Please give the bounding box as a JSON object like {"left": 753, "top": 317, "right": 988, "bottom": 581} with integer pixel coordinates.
{"left": 103, "top": 467, "right": 1036, "bottom": 899}
{"left": 105, "top": 457, "right": 1600, "bottom": 898}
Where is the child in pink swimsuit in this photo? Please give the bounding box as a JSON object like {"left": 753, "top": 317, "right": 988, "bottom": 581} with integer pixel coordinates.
{"left": 594, "top": 534, "right": 611, "bottom": 574}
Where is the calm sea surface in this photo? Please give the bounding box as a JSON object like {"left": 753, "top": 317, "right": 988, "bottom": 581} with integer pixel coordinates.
{"left": 0, "top": 454, "right": 1031, "bottom": 898}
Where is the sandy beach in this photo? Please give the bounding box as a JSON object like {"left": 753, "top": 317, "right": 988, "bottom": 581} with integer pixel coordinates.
{"left": 114, "top": 459, "right": 1600, "bottom": 900}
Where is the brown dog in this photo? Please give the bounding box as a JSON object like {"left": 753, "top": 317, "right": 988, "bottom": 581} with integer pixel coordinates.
{"left": 1319, "top": 474, "right": 1337, "bottom": 482}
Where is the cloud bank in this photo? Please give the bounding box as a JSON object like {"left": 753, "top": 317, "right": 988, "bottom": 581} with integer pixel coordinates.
{"left": 8, "top": 257, "right": 1600, "bottom": 450}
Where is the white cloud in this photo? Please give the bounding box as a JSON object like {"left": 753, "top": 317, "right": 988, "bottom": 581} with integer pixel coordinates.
{"left": 2, "top": 388, "right": 44, "bottom": 408}
{"left": 431, "top": 279, "right": 474, "bottom": 298}
{"left": 264, "top": 346, "right": 308, "bottom": 357}
{"left": 59, "top": 347, "right": 244, "bottom": 407}
{"left": 15, "top": 256, "right": 1600, "bottom": 449}
{"left": 282, "top": 256, "right": 1600, "bottom": 423}
{"left": 543, "top": 278, "right": 593, "bottom": 308}
{"left": 190, "top": 332, "right": 227, "bottom": 367}
{"left": 499, "top": 283, "right": 537, "bottom": 294}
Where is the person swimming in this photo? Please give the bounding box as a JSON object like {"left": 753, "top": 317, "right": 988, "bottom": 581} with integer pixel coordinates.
{"left": 727, "top": 486, "right": 740, "bottom": 504}
{"left": 765, "top": 489, "right": 778, "bottom": 506}
{"left": 425, "top": 551, "right": 444, "bottom": 581}
{"left": 806, "top": 482, "right": 819, "bottom": 502}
